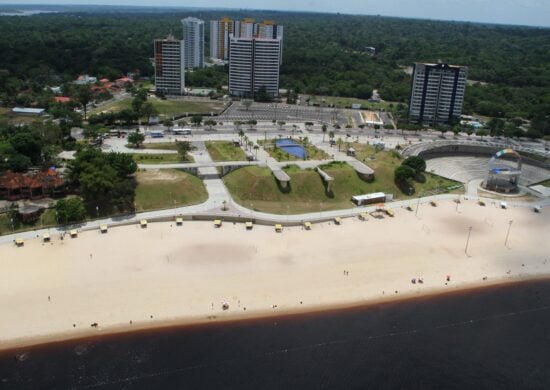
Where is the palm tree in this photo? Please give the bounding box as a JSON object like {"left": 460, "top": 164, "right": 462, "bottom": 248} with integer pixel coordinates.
{"left": 329, "top": 131, "right": 335, "bottom": 146}
{"left": 322, "top": 124, "right": 327, "bottom": 142}
{"left": 238, "top": 130, "right": 245, "bottom": 144}
{"left": 253, "top": 144, "right": 259, "bottom": 159}
{"left": 75, "top": 85, "right": 93, "bottom": 120}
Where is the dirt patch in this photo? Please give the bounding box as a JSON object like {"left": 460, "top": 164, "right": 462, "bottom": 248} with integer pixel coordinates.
{"left": 137, "top": 169, "right": 183, "bottom": 183}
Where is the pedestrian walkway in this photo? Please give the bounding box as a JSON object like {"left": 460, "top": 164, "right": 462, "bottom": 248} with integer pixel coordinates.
{"left": 466, "top": 179, "right": 483, "bottom": 198}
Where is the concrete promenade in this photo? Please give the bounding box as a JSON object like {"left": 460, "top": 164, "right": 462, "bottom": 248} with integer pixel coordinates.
{"left": 2, "top": 189, "right": 548, "bottom": 246}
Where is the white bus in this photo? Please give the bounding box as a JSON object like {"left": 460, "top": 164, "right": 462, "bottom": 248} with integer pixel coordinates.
{"left": 173, "top": 128, "right": 192, "bottom": 135}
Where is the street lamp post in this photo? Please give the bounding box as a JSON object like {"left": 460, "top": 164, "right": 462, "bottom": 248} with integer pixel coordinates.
{"left": 505, "top": 220, "right": 514, "bottom": 247}
{"left": 465, "top": 226, "right": 473, "bottom": 255}
{"left": 415, "top": 196, "right": 421, "bottom": 217}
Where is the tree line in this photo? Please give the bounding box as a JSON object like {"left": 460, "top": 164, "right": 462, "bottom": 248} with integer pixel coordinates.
{"left": 0, "top": 9, "right": 549, "bottom": 135}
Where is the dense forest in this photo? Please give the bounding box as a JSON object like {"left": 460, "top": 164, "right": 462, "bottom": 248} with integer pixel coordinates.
{"left": 0, "top": 6, "right": 549, "bottom": 134}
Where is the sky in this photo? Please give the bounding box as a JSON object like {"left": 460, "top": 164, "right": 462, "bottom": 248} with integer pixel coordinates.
{"left": 2, "top": 0, "right": 550, "bottom": 27}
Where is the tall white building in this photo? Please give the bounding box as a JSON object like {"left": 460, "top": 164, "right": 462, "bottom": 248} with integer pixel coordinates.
{"left": 210, "top": 18, "right": 284, "bottom": 62}
{"left": 154, "top": 36, "right": 185, "bottom": 96}
{"left": 409, "top": 63, "right": 468, "bottom": 125}
{"left": 256, "top": 21, "right": 283, "bottom": 64}
{"left": 229, "top": 36, "right": 281, "bottom": 98}
{"left": 235, "top": 18, "right": 256, "bottom": 39}
{"left": 210, "top": 17, "right": 234, "bottom": 61}
{"left": 181, "top": 17, "right": 205, "bottom": 69}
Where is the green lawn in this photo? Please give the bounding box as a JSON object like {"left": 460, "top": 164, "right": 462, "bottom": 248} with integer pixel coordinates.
{"left": 92, "top": 97, "right": 225, "bottom": 118}
{"left": 206, "top": 141, "right": 247, "bottom": 161}
{"left": 224, "top": 163, "right": 387, "bottom": 214}
{"left": 224, "top": 146, "right": 462, "bottom": 214}
{"left": 0, "top": 209, "right": 57, "bottom": 236}
{"left": 142, "top": 142, "right": 179, "bottom": 151}
{"left": 131, "top": 153, "right": 192, "bottom": 164}
{"left": 260, "top": 139, "right": 330, "bottom": 161}
{"left": 135, "top": 169, "right": 207, "bottom": 211}
{"left": 0, "top": 107, "right": 44, "bottom": 126}
{"left": 349, "top": 143, "right": 462, "bottom": 196}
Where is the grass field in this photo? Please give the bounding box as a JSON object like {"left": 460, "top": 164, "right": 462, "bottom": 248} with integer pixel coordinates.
{"left": 92, "top": 97, "right": 225, "bottom": 118}
{"left": 131, "top": 153, "right": 189, "bottom": 164}
{"left": 0, "top": 209, "right": 57, "bottom": 236}
{"left": 134, "top": 169, "right": 207, "bottom": 211}
{"left": 142, "top": 142, "right": 179, "bottom": 151}
{"left": 0, "top": 107, "right": 44, "bottom": 126}
{"left": 260, "top": 139, "right": 330, "bottom": 162}
{"left": 206, "top": 141, "right": 247, "bottom": 161}
{"left": 224, "top": 145, "right": 462, "bottom": 214}
{"left": 224, "top": 164, "right": 382, "bottom": 214}
{"left": 349, "top": 143, "right": 461, "bottom": 196}
{"left": 132, "top": 153, "right": 195, "bottom": 164}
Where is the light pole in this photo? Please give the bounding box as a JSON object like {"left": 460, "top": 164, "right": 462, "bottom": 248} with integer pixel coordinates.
{"left": 465, "top": 226, "right": 473, "bottom": 256}
{"left": 96, "top": 205, "right": 99, "bottom": 219}
{"left": 505, "top": 220, "right": 513, "bottom": 247}
{"left": 415, "top": 196, "right": 421, "bottom": 217}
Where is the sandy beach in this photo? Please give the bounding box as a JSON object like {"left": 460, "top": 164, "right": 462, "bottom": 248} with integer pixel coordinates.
{"left": 0, "top": 199, "right": 549, "bottom": 351}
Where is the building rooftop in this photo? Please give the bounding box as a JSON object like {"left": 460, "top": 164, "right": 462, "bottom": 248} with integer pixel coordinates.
{"left": 12, "top": 107, "right": 45, "bottom": 115}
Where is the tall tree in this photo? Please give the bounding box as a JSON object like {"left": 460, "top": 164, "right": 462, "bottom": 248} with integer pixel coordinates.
{"left": 128, "top": 131, "right": 145, "bottom": 148}
{"left": 74, "top": 85, "right": 93, "bottom": 120}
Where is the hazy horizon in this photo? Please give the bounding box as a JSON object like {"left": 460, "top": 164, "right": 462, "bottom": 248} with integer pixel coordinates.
{"left": 1, "top": 0, "right": 549, "bottom": 28}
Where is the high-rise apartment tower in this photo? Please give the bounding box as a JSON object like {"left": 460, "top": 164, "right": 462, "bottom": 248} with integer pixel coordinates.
{"left": 181, "top": 17, "right": 205, "bottom": 69}
{"left": 409, "top": 63, "right": 468, "bottom": 125}
{"left": 210, "top": 17, "right": 234, "bottom": 61}
{"left": 228, "top": 36, "right": 281, "bottom": 98}
{"left": 210, "top": 18, "right": 283, "bottom": 62}
{"left": 154, "top": 36, "right": 185, "bottom": 95}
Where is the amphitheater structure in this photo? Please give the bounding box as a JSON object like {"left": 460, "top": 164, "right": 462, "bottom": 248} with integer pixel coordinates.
{"left": 401, "top": 140, "right": 550, "bottom": 190}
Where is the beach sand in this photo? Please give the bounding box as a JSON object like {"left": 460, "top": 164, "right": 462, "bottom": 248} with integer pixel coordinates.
{"left": 0, "top": 199, "right": 549, "bottom": 351}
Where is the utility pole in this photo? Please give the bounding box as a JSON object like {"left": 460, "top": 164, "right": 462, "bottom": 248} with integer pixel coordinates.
{"left": 465, "top": 226, "right": 473, "bottom": 256}
{"left": 505, "top": 220, "right": 514, "bottom": 247}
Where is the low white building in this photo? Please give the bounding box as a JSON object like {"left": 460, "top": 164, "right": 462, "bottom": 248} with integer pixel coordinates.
{"left": 74, "top": 75, "right": 97, "bottom": 85}
{"left": 12, "top": 107, "right": 45, "bottom": 115}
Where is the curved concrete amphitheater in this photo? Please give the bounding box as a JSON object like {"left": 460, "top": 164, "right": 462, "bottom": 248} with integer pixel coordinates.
{"left": 403, "top": 141, "right": 550, "bottom": 185}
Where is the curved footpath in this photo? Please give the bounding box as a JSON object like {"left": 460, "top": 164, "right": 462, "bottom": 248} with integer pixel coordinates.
{"left": 1, "top": 189, "right": 548, "bottom": 246}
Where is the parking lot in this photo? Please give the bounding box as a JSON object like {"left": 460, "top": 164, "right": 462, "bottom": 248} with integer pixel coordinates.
{"left": 220, "top": 101, "right": 361, "bottom": 126}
